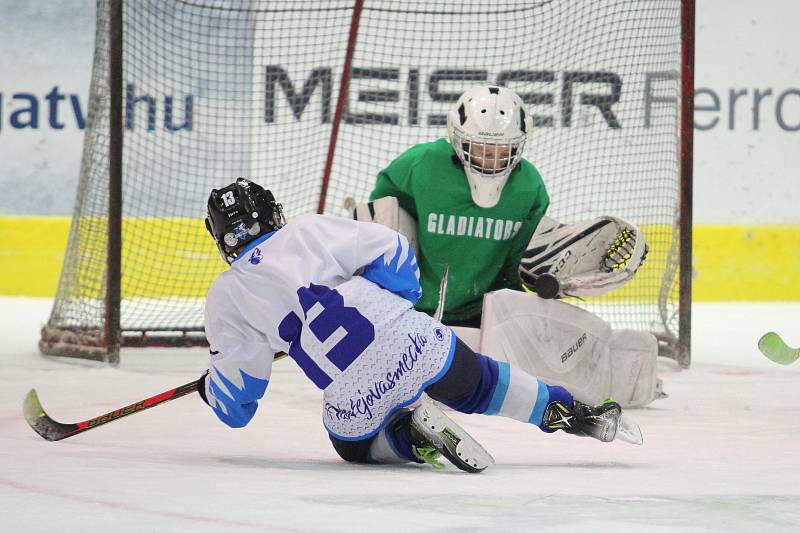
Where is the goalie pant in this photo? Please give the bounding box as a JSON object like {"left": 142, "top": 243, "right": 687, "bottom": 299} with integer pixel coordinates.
{"left": 201, "top": 213, "right": 573, "bottom": 464}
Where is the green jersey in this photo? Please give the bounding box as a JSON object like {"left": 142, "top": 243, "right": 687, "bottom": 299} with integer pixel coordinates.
{"left": 370, "top": 138, "right": 549, "bottom": 322}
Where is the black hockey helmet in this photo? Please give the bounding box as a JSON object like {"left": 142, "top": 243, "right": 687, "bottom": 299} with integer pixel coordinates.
{"left": 205, "top": 178, "right": 285, "bottom": 264}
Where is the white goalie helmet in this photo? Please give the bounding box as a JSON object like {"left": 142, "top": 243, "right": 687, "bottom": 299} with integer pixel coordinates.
{"left": 447, "top": 85, "right": 533, "bottom": 208}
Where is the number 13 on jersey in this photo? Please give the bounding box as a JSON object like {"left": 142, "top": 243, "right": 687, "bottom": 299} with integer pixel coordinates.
{"left": 278, "top": 284, "right": 375, "bottom": 388}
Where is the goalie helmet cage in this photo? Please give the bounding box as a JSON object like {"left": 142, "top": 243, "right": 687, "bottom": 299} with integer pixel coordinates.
{"left": 40, "top": 0, "right": 694, "bottom": 367}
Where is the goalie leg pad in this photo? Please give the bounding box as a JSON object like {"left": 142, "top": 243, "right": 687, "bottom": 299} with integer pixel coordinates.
{"left": 608, "top": 329, "right": 659, "bottom": 408}
{"left": 480, "top": 289, "right": 612, "bottom": 405}
{"left": 479, "top": 289, "right": 662, "bottom": 407}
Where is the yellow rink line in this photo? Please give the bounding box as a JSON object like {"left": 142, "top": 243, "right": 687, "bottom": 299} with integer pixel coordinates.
{"left": 0, "top": 217, "right": 798, "bottom": 300}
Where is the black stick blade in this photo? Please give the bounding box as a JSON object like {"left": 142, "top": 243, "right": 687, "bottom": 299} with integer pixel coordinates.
{"left": 23, "top": 389, "right": 78, "bottom": 442}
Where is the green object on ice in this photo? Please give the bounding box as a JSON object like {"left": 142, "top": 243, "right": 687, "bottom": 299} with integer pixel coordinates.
{"left": 758, "top": 332, "right": 800, "bottom": 365}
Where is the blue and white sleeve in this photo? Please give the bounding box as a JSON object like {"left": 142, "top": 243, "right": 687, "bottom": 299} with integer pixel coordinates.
{"left": 204, "top": 334, "right": 273, "bottom": 428}
{"left": 357, "top": 225, "right": 421, "bottom": 305}
{"left": 203, "top": 285, "right": 273, "bottom": 428}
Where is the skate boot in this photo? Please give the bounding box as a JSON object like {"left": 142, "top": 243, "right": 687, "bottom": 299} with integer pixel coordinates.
{"left": 407, "top": 399, "right": 495, "bottom": 473}
{"left": 542, "top": 399, "right": 643, "bottom": 445}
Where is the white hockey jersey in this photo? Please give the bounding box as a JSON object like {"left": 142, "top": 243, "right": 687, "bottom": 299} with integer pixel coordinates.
{"left": 203, "top": 214, "right": 455, "bottom": 440}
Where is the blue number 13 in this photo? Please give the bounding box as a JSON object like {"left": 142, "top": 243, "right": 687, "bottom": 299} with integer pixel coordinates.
{"left": 278, "top": 284, "right": 375, "bottom": 388}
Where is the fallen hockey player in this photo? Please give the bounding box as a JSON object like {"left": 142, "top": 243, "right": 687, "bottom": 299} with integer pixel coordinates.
{"left": 199, "top": 178, "right": 642, "bottom": 474}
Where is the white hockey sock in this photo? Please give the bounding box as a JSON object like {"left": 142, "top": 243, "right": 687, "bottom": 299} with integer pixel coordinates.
{"left": 483, "top": 361, "right": 553, "bottom": 427}
{"left": 366, "top": 425, "right": 411, "bottom": 464}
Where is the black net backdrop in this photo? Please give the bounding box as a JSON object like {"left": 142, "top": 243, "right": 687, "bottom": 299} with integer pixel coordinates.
{"left": 42, "top": 0, "right": 686, "bottom": 360}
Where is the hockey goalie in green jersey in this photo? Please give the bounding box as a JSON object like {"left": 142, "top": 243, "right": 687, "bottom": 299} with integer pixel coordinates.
{"left": 357, "top": 85, "right": 661, "bottom": 410}
{"left": 368, "top": 85, "right": 548, "bottom": 327}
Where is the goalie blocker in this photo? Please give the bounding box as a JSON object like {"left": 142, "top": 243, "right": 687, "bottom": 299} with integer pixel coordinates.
{"left": 353, "top": 198, "right": 662, "bottom": 407}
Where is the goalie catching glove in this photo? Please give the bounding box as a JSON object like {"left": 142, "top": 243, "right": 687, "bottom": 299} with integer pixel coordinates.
{"left": 519, "top": 215, "right": 648, "bottom": 299}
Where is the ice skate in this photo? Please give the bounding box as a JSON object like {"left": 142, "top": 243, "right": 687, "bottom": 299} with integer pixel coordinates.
{"left": 408, "top": 400, "right": 495, "bottom": 473}
{"left": 542, "top": 399, "right": 643, "bottom": 445}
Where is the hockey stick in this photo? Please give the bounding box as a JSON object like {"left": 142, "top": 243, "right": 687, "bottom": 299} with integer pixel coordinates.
{"left": 758, "top": 332, "right": 800, "bottom": 365}
{"left": 25, "top": 345, "right": 290, "bottom": 441}
{"left": 23, "top": 263, "right": 447, "bottom": 441}
{"left": 23, "top": 379, "right": 201, "bottom": 442}
{"left": 433, "top": 263, "right": 449, "bottom": 322}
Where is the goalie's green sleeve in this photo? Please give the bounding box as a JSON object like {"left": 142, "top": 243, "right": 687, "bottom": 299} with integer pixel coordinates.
{"left": 370, "top": 138, "right": 549, "bottom": 323}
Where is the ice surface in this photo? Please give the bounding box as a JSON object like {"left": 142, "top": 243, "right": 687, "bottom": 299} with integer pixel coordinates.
{"left": 1, "top": 298, "right": 799, "bottom": 532}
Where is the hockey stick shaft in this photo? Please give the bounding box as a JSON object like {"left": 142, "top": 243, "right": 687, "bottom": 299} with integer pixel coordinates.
{"left": 23, "top": 379, "right": 201, "bottom": 442}
{"left": 433, "top": 263, "right": 449, "bottom": 322}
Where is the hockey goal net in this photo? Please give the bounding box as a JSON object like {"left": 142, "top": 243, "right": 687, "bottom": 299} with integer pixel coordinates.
{"left": 41, "top": 0, "right": 694, "bottom": 365}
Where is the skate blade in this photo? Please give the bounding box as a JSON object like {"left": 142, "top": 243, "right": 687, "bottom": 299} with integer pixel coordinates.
{"left": 417, "top": 402, "right": 495, "bottom": 473}
{"left": 451, "top": 430, "right": 495, "bottom": 472}
{"left": 615, "top": 413, "right": 643, "bottom": 445}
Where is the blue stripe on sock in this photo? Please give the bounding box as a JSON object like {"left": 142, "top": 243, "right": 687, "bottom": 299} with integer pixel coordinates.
{"left": 484, "top": 361, "right": 510, "bottom": 415}
{"left": 527, "top": 380, "right": 551, "bottom": 426}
